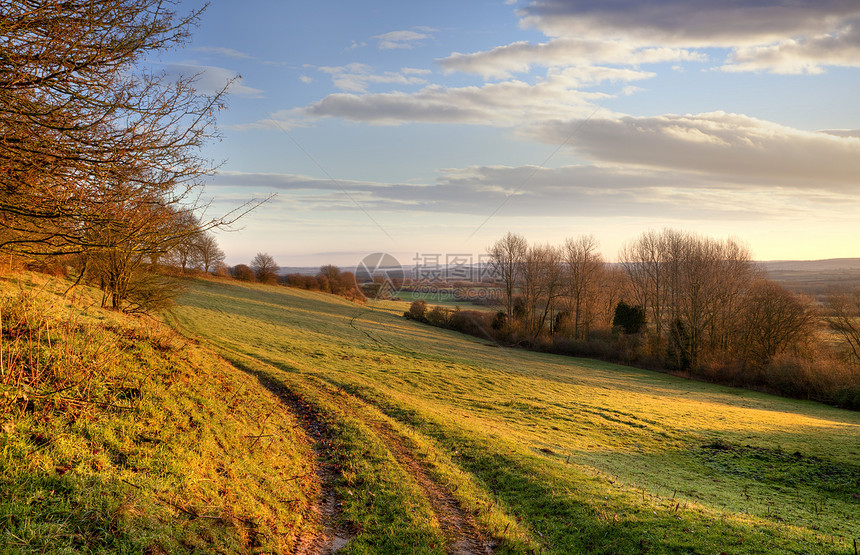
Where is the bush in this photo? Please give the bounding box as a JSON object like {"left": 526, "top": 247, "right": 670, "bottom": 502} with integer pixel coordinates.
{"left": 231, "top": 264, "right": 254, "bottom": 281}
{"left": 448, "top": 309, "right": 493, "bottom": 337}
{"left": 425, "top": 306, "right": 450, "bottom": 328}
{"left": 612, "top": 301, "right": 646, "bottom": 334}
{"left": 491, "top": 311, "right": 508, "bottom": 331}
{"left": 405, "top": 299, "right": 428, "bottom": 321}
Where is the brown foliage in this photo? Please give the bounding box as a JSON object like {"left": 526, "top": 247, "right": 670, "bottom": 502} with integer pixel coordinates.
{"left": 231, "top": 264, "right": 254, "bottom": 282}
{"left": 251, "top": 253, "right": 279, "bottom": 284}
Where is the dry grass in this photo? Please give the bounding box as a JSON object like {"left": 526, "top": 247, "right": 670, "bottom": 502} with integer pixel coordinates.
{"left": 0, "top": 271, "right": 318, "bottom": 553}
{"left": 169, "top": 276, "right": 860, "bottom": 554}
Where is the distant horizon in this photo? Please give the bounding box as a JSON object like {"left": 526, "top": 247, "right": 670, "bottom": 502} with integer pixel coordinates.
{"left": 233, "top": 254, "right": 860, "bottom": 273}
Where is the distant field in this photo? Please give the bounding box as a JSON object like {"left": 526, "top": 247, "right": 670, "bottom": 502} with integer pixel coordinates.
{"left": 393, "top": 287, "right": 497, "bottom": 311}
{"left": 763, "top": 258, "right": 860, "bottom": 298}
{"left": 168, "top": 278, "right": 860, "bottom": 554}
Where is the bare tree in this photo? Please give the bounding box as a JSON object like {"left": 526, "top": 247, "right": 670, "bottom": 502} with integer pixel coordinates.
{"left": 619, "top": 230, "right": 665, "bottom": 339}
{"left": 599, "top": 265, "right": 632, "bottom": 330}
{"left": 196, "top": 233, "right": 225, "bottom": 274}
{"left": 487, "top": 232, "right": 527, "bottom": 316}
{"left": 251, "top": 253, "right": 279, "bottom": 284}
{"left": 165, "top": 210, "right": 203, "bottom": 273}
{"left": 0, "top": 1, "right": 263, "bottom": 261}
{"left": 824, "top": 288, "right": 860, "bottom": 364}
{"left": 318, "top": 264, "right": 342, "bottom": 293}
{"left": 84, "top": 195, "right": 195, "bottom": 311}
{"left": 520, "top": 243, "right": 562, "bottom": 338}
{"left": 739, "top": 280, "right": 817, "bottom": 368}
{"left": 621, "top": 229, "right": 756, "bottom": 368}
{"left": 562, "top": 235, "right": 605, "bottom": 339}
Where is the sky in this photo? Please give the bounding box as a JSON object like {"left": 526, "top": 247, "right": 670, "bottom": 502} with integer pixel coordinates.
{"left": 158, "top": 0, "right": 860, "bottom": 267}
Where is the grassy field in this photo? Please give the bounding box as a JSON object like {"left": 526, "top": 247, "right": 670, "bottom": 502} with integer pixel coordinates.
{"left": 0, "top": 272, "right": 319, "bottom": 553}
{"left": 394, "top": 288, "right": 496, "bottom": 311}
{"left": 167, "top": 278, "right": 860, "bottom": 554}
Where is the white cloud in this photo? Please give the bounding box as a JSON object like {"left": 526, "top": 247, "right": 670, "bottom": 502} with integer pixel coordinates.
{"left": 300, "top": 73, "right": 609, "bottom": 126}
{"left": 317, "top": 63, "right": 428, "bottom": 92}
{"left": 225, "top": 108, "right": 306, "bottom": 131}
{"left": 374, "top": 29, "right": 432, "bottom": 50}
{"left": 518, "top": 0, "right": 860, "bottom": 47}
{"left": 439, "top": 38, "right": 704, "bottom": 79}
{"left": 211, "top": 163, "right": 858, "bottom": 221}
{"left": 514, "top": 1, "right": 860, "bottom": 74}
{"left": 720, "top": 23, "right": 860, "bottom": 74}
{"left": 195, "top": 46, "right": 255, "bottom": 60}
{"left": 166, "top": 63, "right": 264, "bottom": 98}
{"left": 530, "top": 111, "right": 860, "bottom": 189}
{"left": 299, "top": 75, "right": 314, "bottom": 84}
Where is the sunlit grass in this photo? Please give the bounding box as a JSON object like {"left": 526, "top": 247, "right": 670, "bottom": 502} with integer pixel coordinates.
{"left": 170, "top": 277, "right": 860, "bottom": 554}
{"left": 0, "top": 272, "right": 318, "bottom": 553}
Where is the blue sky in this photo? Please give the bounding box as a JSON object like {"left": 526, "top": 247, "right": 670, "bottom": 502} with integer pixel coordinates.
{"left": 160, "top": 1, "right": 860, "bottom": 266}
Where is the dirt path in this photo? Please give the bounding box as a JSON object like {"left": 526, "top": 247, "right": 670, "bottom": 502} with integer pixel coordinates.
{"left": 251, "top": 375, "right": 353, "bottom": 554}
{"left": 371, "top": 417, "right": 495, "bottom": 554}
{"left": 252, "top": 372, "right": 495, "bottom": 554}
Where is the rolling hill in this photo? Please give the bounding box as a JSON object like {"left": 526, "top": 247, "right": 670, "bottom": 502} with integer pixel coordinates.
{"left": 165, "top": 277, "right": 860, "bottom": 554}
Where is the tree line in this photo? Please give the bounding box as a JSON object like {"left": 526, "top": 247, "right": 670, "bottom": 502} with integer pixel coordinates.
{"left": 409, "top": 229, "right": 860, "bottom": 409}
{"left": 227, "top": 253, "right": 365, "bottom": 302}
{"left": 1, "top": 1, "right": 259, "bottom": 312}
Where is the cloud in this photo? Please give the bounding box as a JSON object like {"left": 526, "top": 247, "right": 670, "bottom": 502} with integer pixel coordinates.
{"left": 166, "top": 63, "right": 264, "bottom": 98}
{"left": 317, "top": 63, "right": 429, "bottom": 92}
{"left": 374, "top": 29, "right": 432, "bottom": 50}
{"left": 529, "top": 111, "right": 860, "bottom": 189}
{"left": 513, "top": 1, "right": 860, "bottom": 74}
{"left": 439, "top": 38, "right": 704, "bottom": 79}
{"left": 299, "top": 75, "right": 314, "bottom": 84}
{"left": 720, "top": 23, "right": 860, "bottom": 74}
{"left": 225, "top": 108, "right": 306, "bottom": 131}
{"left": 194, "top": 46, "right": 255, "bottom": 60}
{"left": 821, "top": 129, "right": 860, "bottom": 138}
{"left": 517, "top": 0, "right": 860, "bottom": 47}
{"left": 402, "top": 67, "right": 432, "bottom": 76}
{"left": 300, "top": 73, "right": 609, "bottom": 126}
{"left": 211, "top": 163, "right": 856, "bottom": 221}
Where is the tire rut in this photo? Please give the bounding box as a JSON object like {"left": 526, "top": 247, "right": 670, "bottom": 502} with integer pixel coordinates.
{"left": 252, "top": 376, "right": 353, "bottom": 554}
{"left": 252, "top": 371, "right": 496, "bottom": 553}
{"left": 356, "top": 404, "right": 496, "bottom": 554}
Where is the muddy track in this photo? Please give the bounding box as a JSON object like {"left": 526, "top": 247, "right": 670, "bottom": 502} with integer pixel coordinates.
{"left": 354, "top": 401, "right": 496, "bottom": 555}
{"left": 253, "top": 371, "right": 494, "bottom": 553}
{"left": 251, "top": 375, "right": 353, "bottom": 554}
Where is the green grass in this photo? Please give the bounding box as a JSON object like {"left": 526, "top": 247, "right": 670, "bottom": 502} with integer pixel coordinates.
{"left": 0, "top": 272, "right": 320, "bottom": 553}
{"left": 394, "top": 288, "right": 496, "bottom": 311}
{"left": 168, "top": 277, "right": 860, "bottom": 554}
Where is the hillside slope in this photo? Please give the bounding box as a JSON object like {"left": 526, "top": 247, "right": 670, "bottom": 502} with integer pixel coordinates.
{"left": 0, "top": 272, "right": 319, "bottom": 553}
{"left": 168, "top": 278, "right": 860, "bottom": 554}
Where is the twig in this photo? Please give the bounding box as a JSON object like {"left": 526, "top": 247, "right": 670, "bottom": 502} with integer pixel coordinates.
{"left": 121, "top": 479, "right": 222, "bottom": 520}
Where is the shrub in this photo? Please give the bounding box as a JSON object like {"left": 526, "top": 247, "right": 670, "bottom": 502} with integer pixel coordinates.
{"left": 425, "top": 306, "right": 450, "bottom": 328}
{"left": 612, "top": 301, "right": 646, "bottom": 334}
{"left": 231, "top": 264, "right": 254, "bottom": 281}
{"left": 405, "top": 299, "right": 428, "bottom": 321}
{"left": 448, "top": 309, "right": 492, "bottom": 337}
{"left": 491, "top": 311, "right": 508, "bottom": 331}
